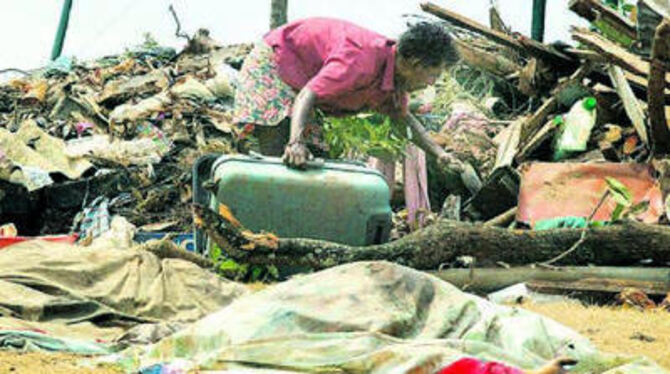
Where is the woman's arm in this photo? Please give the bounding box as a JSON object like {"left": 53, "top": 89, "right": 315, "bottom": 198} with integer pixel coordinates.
{"left": 403, "top": 113, "right": 464, "bottom": 173}
{"left": 283, "top": 87, "right": 317, "bottom": 168}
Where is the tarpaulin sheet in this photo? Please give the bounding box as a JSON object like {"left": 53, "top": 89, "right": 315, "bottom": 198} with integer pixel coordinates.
{"left": 109, "top": 262, "right": 665, "bottom": 374}
{"left": 517, "top": 163, "right": 663, "bottom": 227}
{"left": 0, "top": 240, "right": 247, "bottom": 329}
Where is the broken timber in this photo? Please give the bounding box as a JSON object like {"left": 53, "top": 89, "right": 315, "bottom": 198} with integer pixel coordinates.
{"left": 569, "top": 0, "right": 637, "bottom": 42}
{"left": 420, "top": 2, "right": 576, "bottom": 67}
{"left": 573, "top": 27, "right": 670, "bottom": 87}
{"left": 608, "top": 65, "right": 649, "bottom": 145}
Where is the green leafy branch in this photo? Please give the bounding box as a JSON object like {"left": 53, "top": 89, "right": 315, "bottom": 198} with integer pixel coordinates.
{"left": 322, "top": 113, "right": 408, "bottom": 161}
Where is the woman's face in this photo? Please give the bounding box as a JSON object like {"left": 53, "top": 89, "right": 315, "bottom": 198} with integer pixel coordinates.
{"left": 396, "top": 57, "right": 445, "bottom": 92}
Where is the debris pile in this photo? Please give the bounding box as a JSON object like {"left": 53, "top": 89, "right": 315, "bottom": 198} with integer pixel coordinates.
{"left": 415, "top": 0, "right": 670, "bottom": 232}
{"left": 0, "top": 36, "right": 252, "bottom": 237}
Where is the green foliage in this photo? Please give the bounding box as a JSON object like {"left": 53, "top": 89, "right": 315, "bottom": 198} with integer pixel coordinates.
{"left": 605, "top": 177, "right": 649, "bottom": 221}
{"left": 602, "top": 0, "right": 635, "bottom": 15}
{"left": 210, "top": 243, "right": 279, "bottom": 282}
{"left": 322, "top": 113, "right": 408, "bottom": 161}
{"left": 140, "top": 32, "right": 160, "bottom": 50}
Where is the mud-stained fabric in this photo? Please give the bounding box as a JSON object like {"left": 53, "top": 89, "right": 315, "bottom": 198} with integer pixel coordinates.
{"left": 111, "top": 262, "right": 665, "bottom": 374}
{"left": 0, "top": 241, "right": 247, "bottom": 326}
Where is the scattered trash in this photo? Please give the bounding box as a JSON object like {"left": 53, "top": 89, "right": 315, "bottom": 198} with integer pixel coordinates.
{"left": 133, "top": 232, "right": 195, "bottom": 252}
{"left": 630, "top": 332, "right": 657, "bottom": 342}
{"left": 617, "top": 287, "right": 657, "bottom": 310}
{"left": 553, "top": 97, "right": 598, "bottom": 160}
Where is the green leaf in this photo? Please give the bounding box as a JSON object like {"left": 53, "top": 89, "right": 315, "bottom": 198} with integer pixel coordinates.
{"left": 611, "top": 203, "right": 625, "bottom": 221}
{"left": 605, "top": 177, "right": 632, "bottom": 207}
{"left": 627, "top": 200, "right": 650, "bottom": 216}
{"left": 267, "top": 265, "right": 280, "bottom": 280}
{"left": 250, "top": 266, "right": 263, "bottom": 282}
{"left": 219, "top": 259, "right": 241, "bottom": 272}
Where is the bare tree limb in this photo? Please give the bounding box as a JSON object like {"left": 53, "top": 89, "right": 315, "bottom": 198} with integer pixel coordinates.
{"left": 168, "top": 4, "right": 191, "bottom": 42}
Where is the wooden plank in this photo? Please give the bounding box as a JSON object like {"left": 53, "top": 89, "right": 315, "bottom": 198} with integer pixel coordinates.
{"left": 573, "top": 27, "right": 670, "bottom": 86}
{"left": 608, "top": 65, "right": 649, "bottom": 144}
{"left": 515, "top": 119, "right": 558, "bottom": 163}
{"left": 431, "top": 266, "right": 670, "bottom": 293}
{"left": 569, "top": 0, "right": 637, "bottom": 41}
{"left": 494, "top": 117, "right": 523, "bottom": 168}
{"left": 421, "top": 2, "right": 575, "bottom": 66}
{"left": 527, "top": 278, "right": 670, "bottom": 296}
{"left": 519, "top": 97, "right": 557, "bottom": 143}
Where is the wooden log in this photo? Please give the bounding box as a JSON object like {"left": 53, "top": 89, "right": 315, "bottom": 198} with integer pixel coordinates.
{"left": 421, "top": 2, "right": 576, "bottom": 67}
{"left": 648, "top": 19, "right": 670, "bottom": 154}
{"left": 207, "top": 216, "right": 670, "bottom": 270}
{"left": 608, "top": 65, "right": 649, "bottom": 145}
{"left": 430, "top": 266, "right": 670, "bottom": 293}
{"left": 569, "top": 0, "right": 637, "bottom": 42}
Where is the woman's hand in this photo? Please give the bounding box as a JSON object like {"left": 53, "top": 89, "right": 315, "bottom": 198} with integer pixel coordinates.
{"left": 525, "top": 357, "right": 578, "bottom": 374}
{"left": 282, "top": 142, "right": 313, "bottom": 168}
{"left": 437, "top": 152, "right": 465, "bottom": 174}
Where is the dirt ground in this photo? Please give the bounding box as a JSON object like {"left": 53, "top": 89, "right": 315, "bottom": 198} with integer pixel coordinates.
{"left": 521, "top": 302, "right": 670, "bottom": 370}
{"left": 0, "top": 301, "right": 667, "bottom": 373}
{"left": 0, "top": 351, "right": 122, "bottom": 374}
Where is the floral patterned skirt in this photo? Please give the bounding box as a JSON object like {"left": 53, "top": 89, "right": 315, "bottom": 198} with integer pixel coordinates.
{"left": 233, "top": 41, "right": 327, "bottom": 154}
{"left": 233, "top": 42, "right": 296, "bottom": 129}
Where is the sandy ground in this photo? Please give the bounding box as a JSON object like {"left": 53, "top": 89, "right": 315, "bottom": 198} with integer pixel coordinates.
{"left": 0, "top": 351, "right": 122, "bottom": 374}
{"left": 521, "top": 302, "right": 670, "bottom": 370}
{"left": 0, "top": 301, "right": 667, "bottom": 373}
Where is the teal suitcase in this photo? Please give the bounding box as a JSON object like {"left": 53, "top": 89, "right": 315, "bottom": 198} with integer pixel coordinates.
{"left": 194, "top": 154, "right": 392, "bottom": 253}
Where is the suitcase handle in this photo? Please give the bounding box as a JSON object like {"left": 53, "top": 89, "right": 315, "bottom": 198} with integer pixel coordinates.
{"left": 249, "top": 151, "right": 325, "bottom": 169}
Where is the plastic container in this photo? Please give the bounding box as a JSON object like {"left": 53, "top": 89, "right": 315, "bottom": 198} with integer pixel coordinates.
{"left": 553, "top": 97, "right": 597, "bottom": 160}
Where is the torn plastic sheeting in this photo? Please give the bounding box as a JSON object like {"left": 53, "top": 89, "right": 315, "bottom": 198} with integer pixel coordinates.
{"left": 0, "top": 330, "right": 111, "bottom": 355}
{"left": 171, "top": 76, "right": 216, "bottom": 101}
{"left": 0, "top": 120, "right": 93, "bottom": 190}
{"left": 517, "top": 163, "right": 663, "bottom": 227}
{"left": 109, "top": 92, "right": 172, "bottom": 124}
{"left": 66, "top": 133, "right": 170, "bottom": 166}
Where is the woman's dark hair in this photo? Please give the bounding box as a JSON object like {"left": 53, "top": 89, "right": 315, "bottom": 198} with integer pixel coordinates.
{"left": 397, "top": 22, "right": 459, "bottom": 67}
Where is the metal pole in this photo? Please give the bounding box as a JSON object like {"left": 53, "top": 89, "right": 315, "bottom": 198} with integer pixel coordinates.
{"left": 270, "top": 0, "right": 288, "bottom": 30}
{"left": 531, "top": 0, "right": 547, "bottom": 42}
{"left": 51, "top": 0, "right": 74, "bottom": 60}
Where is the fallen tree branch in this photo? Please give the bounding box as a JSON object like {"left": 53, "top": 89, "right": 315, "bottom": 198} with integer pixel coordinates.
{"left": 195, "top": 203, "right": 670, "bottom": 270}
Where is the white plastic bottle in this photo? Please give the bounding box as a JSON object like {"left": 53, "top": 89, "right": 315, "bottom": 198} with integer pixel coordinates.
{"left": 554, "top": 97, "right": 597, "bottom": 159}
